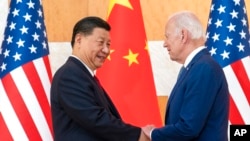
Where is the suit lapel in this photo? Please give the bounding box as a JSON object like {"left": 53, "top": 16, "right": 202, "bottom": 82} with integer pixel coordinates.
{"left": 167, "top": 67, "right": 188, "bottom": 107}
{"left": 166, "top": 49, "right": 209, "bottom": 117}
{"left": 68, "top": 57, "right": 121, "bottom": 118}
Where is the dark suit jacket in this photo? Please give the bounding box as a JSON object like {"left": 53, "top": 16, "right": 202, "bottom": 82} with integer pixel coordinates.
{"left": 152, "top": 49, "right": 229, "bottom": 141}
{"left": 50, "top": 57, "right": 140, "bottom": 141}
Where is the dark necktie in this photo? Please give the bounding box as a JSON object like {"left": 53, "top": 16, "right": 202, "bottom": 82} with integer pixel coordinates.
{"left": 93, "top": 75, "right": 118, "bottom": 115}
{"left": 93, "top": 75, "right": 102, "bottom": 88}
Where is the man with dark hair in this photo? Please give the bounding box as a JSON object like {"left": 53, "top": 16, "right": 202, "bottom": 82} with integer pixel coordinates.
{"left": 50, "top": 16, "right": 148, "bottom": 141}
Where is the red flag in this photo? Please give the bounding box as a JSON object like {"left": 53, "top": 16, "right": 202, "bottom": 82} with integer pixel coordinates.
{"left": 0, "top": 0, "right": 53, "bottom": 140}
{"left": 205, "top": 0, "right": 250, "bottom": 124}
{"left": 97, "top": 0, "right": 162, "bottom": 127}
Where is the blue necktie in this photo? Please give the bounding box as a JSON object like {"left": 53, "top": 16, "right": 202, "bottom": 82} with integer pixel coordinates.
{"left": 177, "top": 66, "right": 185, "bottom": 81}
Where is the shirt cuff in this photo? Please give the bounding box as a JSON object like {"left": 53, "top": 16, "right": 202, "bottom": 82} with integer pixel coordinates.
{"left": 149, "top": 128, "right": 154, "bottom": 140}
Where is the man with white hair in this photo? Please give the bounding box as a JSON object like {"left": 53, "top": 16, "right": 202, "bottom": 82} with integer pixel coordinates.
{"left": 142, "top": 11, "right": 229, "bottom": 141}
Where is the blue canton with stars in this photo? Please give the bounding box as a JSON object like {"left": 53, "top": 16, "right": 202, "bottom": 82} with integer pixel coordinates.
{"left": 0, "top": 0, "right": 49, "bottom": 78}
{"left": 205, "top": 0, "right": 250, "bottom": 68}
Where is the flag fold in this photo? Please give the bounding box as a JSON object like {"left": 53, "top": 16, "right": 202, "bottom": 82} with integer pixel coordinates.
{"left": 205, "top": 0, "right": 250, "bottom": 125}
{"left": 97, "top": 0, "right": 162, "bottom": 127}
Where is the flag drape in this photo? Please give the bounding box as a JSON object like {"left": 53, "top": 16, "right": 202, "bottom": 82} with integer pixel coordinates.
{"left": 96, "top": 0, "right": 162, "bottom": 127}
{"left": 205, "top": 0, "right": 250, "bottom": 125}
{"left": 0, "top": 0, "right": 53, "bottom": 140}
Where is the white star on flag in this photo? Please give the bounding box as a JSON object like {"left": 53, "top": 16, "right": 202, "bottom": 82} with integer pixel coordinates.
{"left": 205, "top": 0, "right": 250, "bottom": 125}
{"left": 0, "top": 0, "right": 53, "bottom": 140}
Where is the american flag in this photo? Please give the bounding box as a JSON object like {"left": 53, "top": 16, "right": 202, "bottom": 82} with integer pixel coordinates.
{"left": 205, "top": 0, "right": 250, "bottom": 125}
{"left": 0, "top": 0, "right": 53, "bottom": 140}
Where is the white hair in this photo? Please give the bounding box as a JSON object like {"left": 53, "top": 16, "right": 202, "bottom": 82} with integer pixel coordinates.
{"left": 169, "top": 11, "right": 206, "bottom": 40}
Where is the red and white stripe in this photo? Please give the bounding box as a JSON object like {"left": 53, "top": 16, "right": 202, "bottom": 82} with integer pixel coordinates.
{"left": 0, "top": 56, "right": 53, "bottom": 141}
{"left": 223, "top": 56, "right": 250, "bottom": 124}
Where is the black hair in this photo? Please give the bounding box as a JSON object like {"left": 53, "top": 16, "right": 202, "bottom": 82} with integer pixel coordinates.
{"left": 71, "top": 16, "right": 111, "bottom": 47}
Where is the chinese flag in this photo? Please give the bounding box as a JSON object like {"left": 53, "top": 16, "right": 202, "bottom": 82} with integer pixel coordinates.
{"left": 96, "top": 0, "right": 162, "bottom": 127}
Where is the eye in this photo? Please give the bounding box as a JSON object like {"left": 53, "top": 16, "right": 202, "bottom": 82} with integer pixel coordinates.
{"left": 165, "top": 35, "right": 169, "bottom": 40}
{"left": 165, "top": 34, "right": 169, "bottom": 40}
{"left": 96, "top": 40, "right": 104, "bottom": 45}
{"left": 106, "top": 41, "right": 111, "bottom": 47}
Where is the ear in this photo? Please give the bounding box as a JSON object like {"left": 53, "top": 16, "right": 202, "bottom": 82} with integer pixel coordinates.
{"left": 75, "top": 33, "right": 83, "bottom": 45}
{"left": 181, "top": 29, "right": 188, "bottom": 43}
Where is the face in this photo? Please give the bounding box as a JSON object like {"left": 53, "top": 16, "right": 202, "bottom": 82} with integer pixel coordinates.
{"left": 75, "top": 27, "right": 111, "bottom": 71}
{"left": 163, "top": 21, "right": 184, "bottom": 63}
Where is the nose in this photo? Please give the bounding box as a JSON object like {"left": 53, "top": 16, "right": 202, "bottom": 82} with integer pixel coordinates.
{"left": 102, "top": 45, "right": 110, "bottom": 54}
{"left": 163, "top": 40, "right": 168, "bottom": 48}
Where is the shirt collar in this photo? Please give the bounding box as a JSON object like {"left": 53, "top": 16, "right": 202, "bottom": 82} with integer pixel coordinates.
{"left": 70, "top": 55, "right": 95, "bottom": 77}
{"left": 184, "top": 46, "right": 205, "bottom": 68}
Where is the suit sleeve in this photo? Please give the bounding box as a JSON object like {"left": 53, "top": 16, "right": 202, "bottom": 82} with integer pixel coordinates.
{"left": 152, "top": 61, "right": 226, "bottom": 141}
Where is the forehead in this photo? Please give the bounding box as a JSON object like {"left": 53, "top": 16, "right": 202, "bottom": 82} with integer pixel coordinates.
{"left": 91, "top": 27, "right": 110, "bottom": 38}
{"left": 165, "top": 21, "right": 176, "bottom": 32}
{"left": 165, "top": 24, "right": 176, "bottom": 38}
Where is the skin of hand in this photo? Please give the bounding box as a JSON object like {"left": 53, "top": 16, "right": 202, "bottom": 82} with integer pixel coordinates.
{"left": 142, "top": 125, "right": 156, "bottom": 139}
{"left": 138, "top": 129, "right": 151, "bottom": 141}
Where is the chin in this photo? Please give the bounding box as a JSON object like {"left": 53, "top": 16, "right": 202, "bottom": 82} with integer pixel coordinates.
{"left": 170, "top": 57, "right": 176, "bottom": 61}
{"left": 96, "top": 63, "right": 103, "bottom": 68}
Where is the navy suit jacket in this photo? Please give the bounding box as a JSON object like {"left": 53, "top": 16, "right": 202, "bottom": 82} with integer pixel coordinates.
{"left": 50, "top": 57, "right": 140, "bottom": 141}
{"left": 152, "top": 49, "right": 229, "bottom": 141}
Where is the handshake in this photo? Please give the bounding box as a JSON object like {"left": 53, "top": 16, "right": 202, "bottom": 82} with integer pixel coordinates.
{"left": 138, "top": 124, "right": 156, "bottom": 141}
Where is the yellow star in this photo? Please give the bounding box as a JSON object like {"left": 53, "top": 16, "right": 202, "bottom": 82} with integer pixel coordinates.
{"left": 107, "top": 49, "right": 115, "bottom": 60}
{"left": 107, "top": 0, "right": 133, "bottom": 17}
{"left": 123, "top": 49, "right": 139, "bottom": 66}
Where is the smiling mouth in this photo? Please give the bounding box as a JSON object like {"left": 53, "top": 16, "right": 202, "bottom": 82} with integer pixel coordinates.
{"left": 97, "top": 55, "right": 107, "bottom": 61}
